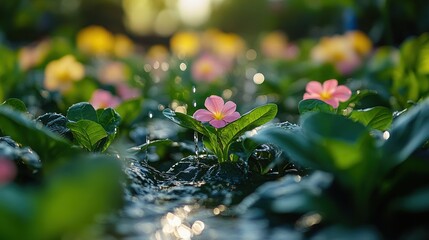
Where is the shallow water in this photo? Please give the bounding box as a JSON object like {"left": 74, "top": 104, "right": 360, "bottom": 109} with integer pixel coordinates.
{"left": 100, "top": 149, "right": 303, "bottom": 240}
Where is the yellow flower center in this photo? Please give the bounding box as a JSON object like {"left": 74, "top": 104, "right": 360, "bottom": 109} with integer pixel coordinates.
{"left": 320, "top": 91, "right": 332, "bottom": 101}
{"left": 213, "top": 111, "right": 224, "bottom": 120}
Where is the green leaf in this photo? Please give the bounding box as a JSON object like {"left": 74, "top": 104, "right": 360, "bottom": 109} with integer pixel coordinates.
{"left": 219, "top": 103, "right": 278, "bottom": 148}
{"left": 67, "top": 120, "right": 108, "bottom": 152}
{"left": 0, "top": 106, "right": 72, "bottom": 162}
{"left": 162, "top": 108, "right": 213, "bottom": 137}
{"left": 251, "top": 126, "right": 318, "bottom": 169}
{"left": 349, "top": 106, "right": 393, "bottom": 131}
{"left": 66, "top": 102, "right": 97, "bottom": 122}
{"left": 298, "top": 99, "right": 334, "bottom": 114}
{"left": 36, "top": 154, "right": 123, "bottom": 239}
{"left": 127, "top": 139, "right": 174, "bottom": 154}
{"left": 1, "top": 98, "right": 27, "bottom": 112}
{"left": 301, "top": 112, "right": 369, "bottom": 143}
{"left": 381, "top": 99, "right": 429, "bottom": 170}
{"left": 115, "top": 98, "right": 143, "bottom": 126}
{"left": 96, "top": 108, "right": 121, "bottom": 134}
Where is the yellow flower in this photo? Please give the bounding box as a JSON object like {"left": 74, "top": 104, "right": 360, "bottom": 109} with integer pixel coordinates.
{"left": 346, "top": 31, "right": 372, "bottom": 57}
{"left": 210, "top": 32, "right": 246, "bottom": 60}
{"left": 77, "top": 25, "right": 114, "bottom": 56}
{"left": 113, "top": 34, "right": 134, "bottom": 58}
{"left": 170, "top": 31, "right": 200, "bottom": 58}
{"left": 260, "top": 31, "right": 288, "bottom": 59}
{"left": 147, "top": 44, "right": 169, "bottom": 62}
{"left": 44, "top": 55, "right": 85, "bottom": 93}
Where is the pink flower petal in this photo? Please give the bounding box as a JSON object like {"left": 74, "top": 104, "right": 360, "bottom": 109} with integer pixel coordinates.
{"left": 305, "top": 81, "right": 323, "bottom": 94}
{"left": 323, "top": 79, "right": 338, "bottom": 93}
{"left": 193, "top": 109, "right": 214, "bottom": 122}
{"left": 210, "top": 119, "right": 227, "bottom": 128}
{"left": 303, "top": 92, "right": 320, "bottom": 100}
{"left": 222, "top": 101, "right": 237, "bottom": 116}
{"left": 223, "top": 111, "right": 240, "bottom": 123}
{"left": 332, "top": 85, "right": 352, "bottom": 101}
{"left": 323, "top": 98, "right": 340, "bottom": 108}
{"left": 205, "top": 95, "right": 224, "bottom": 114}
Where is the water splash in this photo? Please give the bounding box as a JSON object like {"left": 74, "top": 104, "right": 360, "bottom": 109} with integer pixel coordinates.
{"left": 145, "top": 111, "right": 153, "bottom": 162}
{"left": 194, "top": 131, "right": 199, "bottom": 160}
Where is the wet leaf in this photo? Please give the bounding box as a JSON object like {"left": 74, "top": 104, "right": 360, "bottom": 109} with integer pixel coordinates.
{"left": 0, "top": 106, "right": 72, "bottom": 162}
{"left": 349, "top": 107, "right": 393, "bottom": 131}
{"left": 67, "top": 120, "right": 108, "bottom": 152}
{"left": 1, "top": 98, "right": 27, "bottom": 112}
{"left": 66, "top": 102, "right": 97, "bottom": 122}
{"left": 298, "top": 99, "right": 334, "bottom": 114}
{"left": 381, "top": 98, "right": 429, "bottom": 171}
{"left": 96, "top": 108, "right": 121, "bottom": 134}
{"left": 219, "top": 103, "right": 278, "bottom": 149}
{"left": 128, "top": 139, "right": 174, "bottom": 153}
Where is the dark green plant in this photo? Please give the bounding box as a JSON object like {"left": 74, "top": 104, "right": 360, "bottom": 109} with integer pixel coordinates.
{"left": 248, "top": 98, "right": 429, "bottom": 236}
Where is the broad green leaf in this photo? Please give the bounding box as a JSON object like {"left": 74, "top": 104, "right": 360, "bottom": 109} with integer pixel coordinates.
{"left": 96, "top": 108, "right": 121, "bottom": 134}
{"left": 349, "top": 107, "right": 393, "bottom": 131}
{"left": 1, "top": 98, "right": 27, "bottom": 112}
{"left": 115, "top": 98, "right": 143, "bottom": 126}
{"left": 219, "top": 103, "right": 278, "bottom": 148}
{"left": 300, "top": 112, "right": 369, "bottom": 143}
{"left": 0, "top": 186, "right": 33, "bottom": 240}
{"left": 128, "top": 139, "right": 174, "bottom": 154}
{"left": 250, "top": 126, "right": 318, "bottom": 169}
{"left": 66, "top": 102, "right": 97, "bottom": 122}
{"left": 298, "top": 99, "right": 334, "bottom": 114}
{"left": 36, "top": 154, "right": 122, "bottom": 240}
{"left": 381, "top": 99, "right": 429, "bottom": 171}
{"left": 67, "top": 120, "right": 108, "bottom": 152}
{"left": 0, "top": 106, "right": 72, "bottom": 162}
{"left": 162, "top": 108, "right": 213, "bottom": 137}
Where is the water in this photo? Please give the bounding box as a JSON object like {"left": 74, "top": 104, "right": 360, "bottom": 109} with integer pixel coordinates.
{"left": 194, "top": 131, "right": 199, "bottom": 160}
{"left": 145, "top": 111, "right": 153, "bottom": 162}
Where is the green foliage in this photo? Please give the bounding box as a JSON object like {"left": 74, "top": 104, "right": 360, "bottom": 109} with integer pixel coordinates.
{"left": 67, "top": 120, "right": 108, "bottom": 152}
{"left": 0, "top": 46, "right": 21, "bottom": 102}
{"left": 163, "top": 104, "right": 278, "bottom": 163}
{"left": 250, "top": 98, "right": 429, "bottom": 228}
{"left": 298, "top": 99, "right": 334, "bottom": 114}
{"left": 392, "top": 34, "right": 429, "bottom": 107}
{"left": 0, "top": 105, "right": 72, "bottom": 164}
{"left": 0, "top": 154, "right": 123, "bottom": 240}
{"left": 127, "top": 139, "right": 174, "bottom": 154}
{"left": 1, "top": 98, "right": 27, "bottom": 112}
{"left": 349, "top": 106, "right": 393, "bottom": 131}
{"left": 66, "top": 102, "right": 121, "bottom": 152}
{"left": 115, "top": 98, "right": 143, "bottom": 127}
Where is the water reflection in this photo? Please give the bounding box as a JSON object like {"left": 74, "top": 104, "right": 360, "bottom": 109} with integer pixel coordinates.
{"left": 154, "top": 204, "right": 206, "bottom": 239}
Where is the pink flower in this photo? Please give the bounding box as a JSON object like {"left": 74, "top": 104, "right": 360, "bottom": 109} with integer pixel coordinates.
{"left": 0, "top": 157, "right": 16, "bottom": 185}
{"left": 193, "top": 95, "right": 240, "bottom": 128}
{"left": 116, "top": 83, "right": 140, "bottom": 100}
{"left": 89, "top": 89, "right": 121, "bottom": 109}
{"left": 191, "top": 54, "right": 226, "bottom": 82}
{"left": 303, "top": 79, "right": 352, "bottom": 108}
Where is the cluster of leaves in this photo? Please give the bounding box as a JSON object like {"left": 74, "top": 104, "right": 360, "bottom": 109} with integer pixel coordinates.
{"left": 244, "top": 98, "right": 429, "bottom": 238}
{"left": 163, "top": 103, "right": 278, "bottom": 163}
{"left": 0, "top": 99, "right": 124, "bottom": 240}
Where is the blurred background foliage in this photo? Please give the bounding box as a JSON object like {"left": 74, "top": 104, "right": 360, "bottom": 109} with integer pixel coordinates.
{"left": 1, "top": 0, "right": 429, "bottom": 47}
